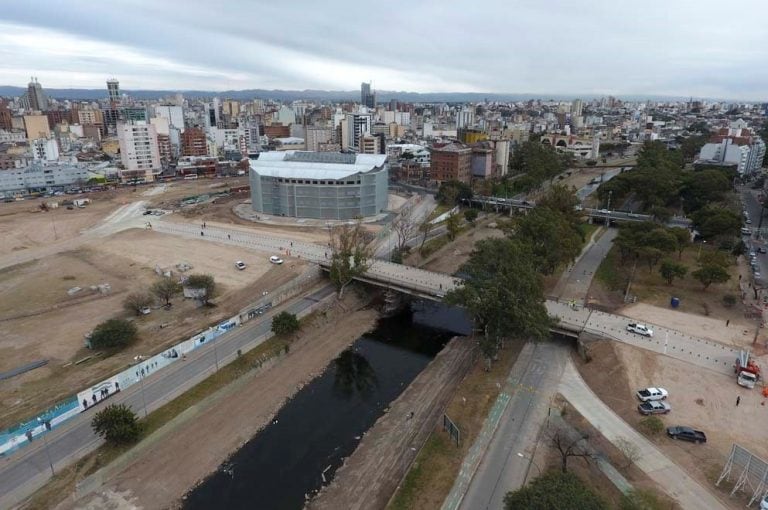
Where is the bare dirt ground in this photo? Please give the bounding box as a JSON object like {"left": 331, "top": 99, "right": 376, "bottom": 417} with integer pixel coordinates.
{"left": 310, "top": 337, "right": 474, "bottom": 510}
{"left": 65, "top": 290, "right": 379, "bottom": 510}
{"left": 577, "top": 340, "right": 761, "bottom": 509}
{"left": 0, "top": 229, "right": 305, "bottom": 429}
{"left": 408, "top": 216, "right": 505, "bottom": 274}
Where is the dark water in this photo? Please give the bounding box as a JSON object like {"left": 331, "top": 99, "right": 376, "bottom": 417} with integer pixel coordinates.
{"left": 183, "top": 306, "right": 458, "bottom": 510}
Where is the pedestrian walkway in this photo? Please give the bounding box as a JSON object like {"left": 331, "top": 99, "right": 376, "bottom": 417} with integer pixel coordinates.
{"left": 559, "top": 360, "right": 727, "bottom": 510}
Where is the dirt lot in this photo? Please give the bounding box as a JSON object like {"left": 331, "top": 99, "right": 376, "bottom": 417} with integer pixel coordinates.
{"left": 0, "top": 229, "right": 305, "bottom": 429}
{"left": 66, "top": 290, "right": 379, "bottom": 510}
{"left": 578, "top": 340, "right": 764, "bottom": 508}
{"left": 408, "top": 216, "right": 506, "bottom": 274}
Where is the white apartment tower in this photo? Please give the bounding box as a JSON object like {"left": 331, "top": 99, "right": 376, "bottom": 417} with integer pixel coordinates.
{"left": 117, "top": 121, "right": 161, "bottom": 182}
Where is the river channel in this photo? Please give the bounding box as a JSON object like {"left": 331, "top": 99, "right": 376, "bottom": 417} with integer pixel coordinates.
{"left": 183, "top": 302, "right": 465, "bottom": 510}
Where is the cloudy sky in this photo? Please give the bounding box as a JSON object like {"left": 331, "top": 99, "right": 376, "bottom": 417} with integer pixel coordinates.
{"left": 2, "top": 0, "right": 767, "bottom": 99}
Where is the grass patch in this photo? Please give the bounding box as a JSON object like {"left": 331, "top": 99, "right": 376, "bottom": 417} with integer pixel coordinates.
{"left": 426, "top": 204, "right": 452, "bottom": 223}
{"left": 419, "top": 234, "right": 451, "bottom": 258}
{"left": 21, "top": 329, "right": 299, "bottom": 510}
{"left": 578, "top": 222, "right": 599, "bottom": 244}
{"left": 595, "top": 245, "right": 624, "bottom": 291}
{"left": 388, "top": 435, "right": 454, "bottom": 510}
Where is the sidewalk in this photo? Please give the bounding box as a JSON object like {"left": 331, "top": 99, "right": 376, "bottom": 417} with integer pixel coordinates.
{"left": 559, "top": 360, "right": 727, "bottom": 510}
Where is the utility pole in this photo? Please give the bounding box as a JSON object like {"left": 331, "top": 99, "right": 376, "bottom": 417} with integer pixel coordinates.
{"left": 41, "top": 431, "right": 55, "bottom": 476}
{"left": 607, "top": 190, "right": 613, "bottom": 211}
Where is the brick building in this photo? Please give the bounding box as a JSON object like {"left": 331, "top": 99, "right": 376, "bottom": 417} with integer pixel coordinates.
{"left": 430, "top": 143, "right": 471, "bottom": 184}
{"left": 182, "top": 127, "right": 208, "bottom": 157}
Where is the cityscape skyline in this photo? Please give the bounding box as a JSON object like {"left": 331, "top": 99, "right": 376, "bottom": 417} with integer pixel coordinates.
{"left": 2, "top": 0, "right": 768, "bottom": 100}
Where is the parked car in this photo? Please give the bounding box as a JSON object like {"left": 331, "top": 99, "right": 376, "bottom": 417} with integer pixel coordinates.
{"left": 760, "top": 247, "right": 767, "bottom": 254}
{"left": 666, "top": 426, "right": 707, "bottom": 443}
{"left": 627, "top": 323, "right": 653, "bottom": 337}
{"left": 269, "top": 256, "right": 284, "bottom": 265}
{"left": 139, "top": 306, "right": 151, "bottom": 315}
{"left": 234, "top": 261, "right": 247, "bottom": 270}
{"left": 636, "top": 387, "right": 668, "bottom": 402}
{"left": 761, "top": 494, "right": 768, "bottom": 510}
{"left": 638, "top": 401, "right": 671, "bottom": 415}
{"left": 756, "top": 272, "right": 762, "bottom": 279}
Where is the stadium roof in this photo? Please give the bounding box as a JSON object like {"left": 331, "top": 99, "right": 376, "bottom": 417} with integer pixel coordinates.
{"left": 250, "top": 151, "right": 387, "bottom": 180}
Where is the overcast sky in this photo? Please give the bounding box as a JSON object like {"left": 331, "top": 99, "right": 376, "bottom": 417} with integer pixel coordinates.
{"left": 2, "top": 0, "right": 767, "bottom": 99}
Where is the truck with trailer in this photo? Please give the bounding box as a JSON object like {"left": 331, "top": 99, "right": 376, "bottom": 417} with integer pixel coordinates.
{"left": 735, "top": 350, "right": 760, "bottom": 389}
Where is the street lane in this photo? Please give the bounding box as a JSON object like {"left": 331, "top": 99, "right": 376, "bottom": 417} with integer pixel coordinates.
{"left": 0, "top": 285, "right": 334, "bottom": 509}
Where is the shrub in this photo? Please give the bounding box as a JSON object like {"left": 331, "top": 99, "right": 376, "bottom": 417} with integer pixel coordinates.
{"left": 639, "top": 416, "right": 664, "bottom": 436}
{"left": 271, "top": 311, "right": 300, "bottom": 336}
{"left": 722, "top": 294, "right": 738, "bottom": 308}
{"left": 91, "top": 404, "right": 142, "bottom": 445}
{"left": 89, "top": 319, "right": 138, "bottom": 350}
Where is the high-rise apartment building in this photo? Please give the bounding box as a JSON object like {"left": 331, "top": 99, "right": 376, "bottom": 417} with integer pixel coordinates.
{"left": 0, "top": 101, "right": 12, "bottom": 131}
{"left": 305, "top": 126, "right": 335, "bottom": 152}
{"left": 361, "top": 82, "right": 376, "bottom": 108}
{"left": 341, "top": 113, "right": 372, "bottom": 151}
{"left": 182, "top": 127, "right": 209, "bottom": 156}
{"left": 572, "top": 98, "right": 583, "bottom": 117}
{"left": 152, "top": 105, "right": 185, "bottom": 132}
{"left": 107, "top": 79, "right": 120, "bottom": 104}
{"left": 359, "top": 134, "right": 381, "bottom": 155}
{"left": 22, "top": 78, "right": 49, "bottom": 111}
{"left": 117, "top": 121, "right": 161, "bottom": 182}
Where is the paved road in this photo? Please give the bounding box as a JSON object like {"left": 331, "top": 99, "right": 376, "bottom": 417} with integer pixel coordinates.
{"left": 451, "top": 341, "right": 570, "bottom": 510}
{"left": 559, "top": 360, "right": 727, "bottom": 510}
{"left": 0, "top": 285, "right": 335, "bottom": 509}
{"left": 552, "top": 228, "right": 617, "bottom": 305}
{"left": 374, "top": 194, "right": 436, "bottom": 259}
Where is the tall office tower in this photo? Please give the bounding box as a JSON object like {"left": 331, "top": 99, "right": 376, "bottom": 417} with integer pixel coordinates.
{"left": 107, "top": 79, "right": 120, "bottom": 104}
{"left": 25, "top": 77, "right": 49, "bottom": 111}
{"left": 361, "top": 82, "right": 376, "bottom": 108}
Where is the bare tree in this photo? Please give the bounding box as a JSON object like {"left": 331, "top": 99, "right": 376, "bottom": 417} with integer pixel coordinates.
{"left": 615, "top": 436, "right": 642, "bottom": 470}
{"left": 123, "top": 292, "right": 153, "bottom": 316}
{"left": 329, "top": 220, "right": 371, "bottom": 298}
{"left": 419, "top": 217, "right": 434, "bottom": 252}
{"left": 548, "top": 425, "right": 592, "bottom": 473}
{"left": 392, "top": 205, "right": 417, "bottom": 254}
{"left": 151, "top": 278, "right": 182, "bottom": 306}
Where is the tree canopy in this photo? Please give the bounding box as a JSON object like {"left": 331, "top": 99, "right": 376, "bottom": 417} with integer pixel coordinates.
{"left": 151, "top": 278, "right": 182, "bottom": 306}
{"left": 513, "top": 207, "right": 583, "bottom": 275}
{"left": 446, "top": 238, "right": 550, "bottom": 366}
{"left": 271, "top": 311, "right": 300, "bottom": 336}
{"left": 504, "top": 471, "right": 607, "bottom": 510}
{"left": 437, "top": 180, "right": 472, "bottom": 205}
{"left": 89, "top": 319, "right": 138, "bottom": 350}
{"left": 185, "top": 274, "right": 216, "bottom": 304}
{"left": 329, "top": 221, "right": 371, "bottom": 297}
{"left": 691, "top": 205, "right": 741, "bottom": 240}
{"left": 91, "top": 404, "right": 142, "bottom": 445}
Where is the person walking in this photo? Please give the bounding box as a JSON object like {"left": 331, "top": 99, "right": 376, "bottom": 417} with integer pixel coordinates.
{"left": 737, "top": 395, "right": 741, "bottom": 406}
{"left": 726, "top": 319, "right": 730, "bottom": 326}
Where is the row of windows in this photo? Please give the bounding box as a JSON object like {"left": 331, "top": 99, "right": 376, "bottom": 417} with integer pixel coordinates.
{"left": 272, "top": 178, "right": 361, "bottom": 185}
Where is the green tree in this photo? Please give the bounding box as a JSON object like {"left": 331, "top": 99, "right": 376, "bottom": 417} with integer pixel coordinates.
{"left": 123, "top": 292, "right": 153, "bottom": 316}
{"left": 669, "top": 227, "right": 691, "bottom": 259}
{"left": 151, "top": 278, "right": 182, "bottom": 306}
{"left": 91, "top": 404, "right": 142, "bottom": 445}
{"left": 463, "top": 208, "right": 479, "bottom": 224}
{"left": 514, "top": 207, "right": 582, "bottom": 275}
{"left": 503, "top": 471, "right": 607, "bottom": 510}
{"left": 329, "top": 221, "right": 371, "bottom": 298}
{"left": 659, "top": 259, "right": 688, "bottom": 285}
{"left": 680, "top": 169, "right": 730, "bottom": 212}
{"left": 185, "top": 273, "right": 216, "bottom": 304}
{"left": 691, "top": 205, "right": 741, "bottom": 239}
{"left": 508, "top": 141, "right": 568, "bottom": 193}
{"left": 446, "top": 238, "right": 550, "bottom": 369}
{"left": 271, "top": 311, "right": 300, "bottom": 336}
{"left": 537, "top": 183, "right": 581, "bottom": 221}
{"left": 692, "top": 264, "right": 730, "bottom": 290}
{"left": 88, "top": 319, "right": 138, "bottom": 350}
{"left": 446, "top": 212, "right": 461, "bottom": 241}
{"left": 437, "top": 180, "right": 472, "bottom": 205}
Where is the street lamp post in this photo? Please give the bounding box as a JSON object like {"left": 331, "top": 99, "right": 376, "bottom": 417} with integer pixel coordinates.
{"left": 41, "top": 431, "right": 55, "bottom": 477}
{"left": 213, "top": 336, "right": 220, "bottom": 372}
{"left": 517, "top": 452, "right": 542, "bottom": 485}
{"left": 697, "top": 240, "right": 707, "bottom": 260}
{"left": 138, "top": 373, "right": 148, "bottom": 418}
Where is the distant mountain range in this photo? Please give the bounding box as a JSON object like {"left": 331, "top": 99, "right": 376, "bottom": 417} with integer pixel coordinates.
{"left": 0, "top": 85, "right": 710, "bottom": 103}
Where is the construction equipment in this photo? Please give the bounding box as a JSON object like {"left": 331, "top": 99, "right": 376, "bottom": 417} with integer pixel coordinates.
{"left": 735, "top": 350, "right": 761, "bottom": 389}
